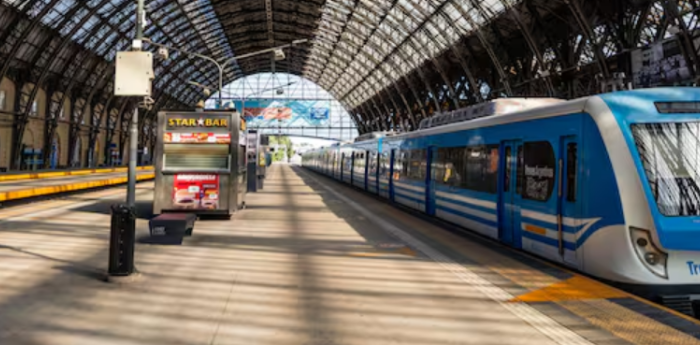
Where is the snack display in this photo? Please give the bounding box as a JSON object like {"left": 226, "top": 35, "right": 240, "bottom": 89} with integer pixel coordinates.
{"left": 172, "top": 174, "right": 220, "bottom": 210}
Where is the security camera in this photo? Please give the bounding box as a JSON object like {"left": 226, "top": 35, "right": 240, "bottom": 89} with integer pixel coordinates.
{"left": 274, "top": 49, "right": 285, "bottom": 61}
{"left": 157, "top": 47, "right": 169, "bottom": 60}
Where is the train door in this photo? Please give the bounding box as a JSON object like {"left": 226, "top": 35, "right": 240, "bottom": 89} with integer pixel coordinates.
{"left": 389, "top": 149, "right": 396, "bottom": 202}
{"left": 335, "top": 151, "right": 340, "bottom": 179}
{"left": 350, "top": 151, "right": 355, "bottom": 186}
{"left": 340, "top": 152, "right": 345, "bottom": 182}
{"left": 363, "top": 150, "right": 370, "bottom": 190}
{"left": 375, "top": 152, "right": 381, "bottom": 193}
{"left": 426, "top": 146, "right": 437, "bottom": 216}
{"left": 498, "top": 140, "right": 522, "bottom": 247}
{"left": 350, "top": 151, "right": 356, "bottom": 185}
{"left": 558, "top": 136, "right": 580, "bottom": 266}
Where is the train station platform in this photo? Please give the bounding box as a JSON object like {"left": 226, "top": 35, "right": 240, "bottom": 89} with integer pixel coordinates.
{"left": 1, "top": 164, "right": 700, "bottom": 344}
{"left": 0, "top": 167, "right": 154, "bottom": 203}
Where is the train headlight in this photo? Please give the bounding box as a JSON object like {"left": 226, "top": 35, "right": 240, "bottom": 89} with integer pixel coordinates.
{"left": 630, "top": 227, "right": 668, "bottom": 279}
{"left": 644, "top": 252, "right": 660, "bottom": 265}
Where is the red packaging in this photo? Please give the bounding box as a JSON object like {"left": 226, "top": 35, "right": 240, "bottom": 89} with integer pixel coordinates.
{"left": 172, "top": 174, "right": 220, "bottom": 210}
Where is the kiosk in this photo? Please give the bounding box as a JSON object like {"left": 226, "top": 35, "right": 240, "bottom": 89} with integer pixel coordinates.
{"left": 153, "top": 110, "right": 247, "bottom": 217}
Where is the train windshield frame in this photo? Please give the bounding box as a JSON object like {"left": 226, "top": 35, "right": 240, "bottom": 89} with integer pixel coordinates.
{"left": 631, "top": 121, "right": 700, "bottom": 217}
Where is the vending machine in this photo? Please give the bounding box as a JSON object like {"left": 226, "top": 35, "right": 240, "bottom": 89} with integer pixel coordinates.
{"left": 246, "top": 129, "right": 265, "bottom": 192}
{"left": 153, "top": 110, "right": 247, "bottom": 217}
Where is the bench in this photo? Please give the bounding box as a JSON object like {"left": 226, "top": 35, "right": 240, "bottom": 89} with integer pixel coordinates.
{"left": 148, "top": 213, "right": 197, "bottom": 244}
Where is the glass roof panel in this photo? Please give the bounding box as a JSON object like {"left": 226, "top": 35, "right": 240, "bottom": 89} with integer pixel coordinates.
{"left": 2, "top": 0, "right": 522, "bottom": 118}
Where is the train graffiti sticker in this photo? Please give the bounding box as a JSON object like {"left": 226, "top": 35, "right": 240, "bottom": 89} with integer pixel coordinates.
{"left": 172, "top": 174, "right": 220, "bottom": 210}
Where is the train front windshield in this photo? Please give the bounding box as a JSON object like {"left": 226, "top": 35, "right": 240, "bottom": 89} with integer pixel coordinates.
{"left": 632, "top": 122, "right": 700, "bottom": 216}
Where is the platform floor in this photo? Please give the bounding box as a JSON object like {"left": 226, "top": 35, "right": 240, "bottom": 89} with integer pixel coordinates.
{"left": 0, "top": 164, "right": 699, "bottom": 344}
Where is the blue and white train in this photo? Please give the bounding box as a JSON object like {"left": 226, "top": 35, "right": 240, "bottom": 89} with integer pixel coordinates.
{"left": 302, "top": 87, "right": 700, "bottom": 302}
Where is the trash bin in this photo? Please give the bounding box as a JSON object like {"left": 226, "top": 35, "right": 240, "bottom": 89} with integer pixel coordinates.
{"left": 108, "top": 204, "right": 136, "bottom": 276}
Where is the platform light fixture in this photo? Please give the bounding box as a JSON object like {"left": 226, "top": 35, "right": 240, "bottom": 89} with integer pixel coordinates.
{"left": 144, "top": 38, "right": 310, "bottom": 107}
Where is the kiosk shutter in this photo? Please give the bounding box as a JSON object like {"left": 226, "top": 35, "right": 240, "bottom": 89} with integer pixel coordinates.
{"left": 164, "top": 144, "right": 230, "bottom": 170}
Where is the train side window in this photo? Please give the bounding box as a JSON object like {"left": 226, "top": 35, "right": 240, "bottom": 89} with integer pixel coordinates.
{"left": 405, "top": 149, "right": 426, "bottom": 181}
{"left": 566, "top": 143, "right": 578, "bottom": 202}
{"left": 522, "top": 141, "right": 556, "bottom": 202}
{"left": 463, "top": 145, "right": 499, "bottom": 194}
{"left": 504, "top": 146, "right": 511, "bottom": 192}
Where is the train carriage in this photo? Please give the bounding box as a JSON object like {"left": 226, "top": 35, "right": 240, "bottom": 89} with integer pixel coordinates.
{"left": 303, "top": 87, "right": 700, "bottom": 302}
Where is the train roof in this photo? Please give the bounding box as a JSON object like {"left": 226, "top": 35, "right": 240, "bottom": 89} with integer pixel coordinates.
{"left": 388, "top": 87, "right": 700, "bottom": 141}
{"left": 302, "top": 87, "right": 700, "bottom": 153}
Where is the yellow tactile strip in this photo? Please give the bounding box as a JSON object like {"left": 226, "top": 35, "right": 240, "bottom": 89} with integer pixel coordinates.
{"left": 0, "top": 166, "right": 154, "bottom": 182}
{"left": 509, "top": 276, "right": 628, "bottom": 302}
{"left": 0, "top": 173, "right": 154, "bottom": 202}
{"left": 560, "top": 299, "right": 700, "bottom": 345}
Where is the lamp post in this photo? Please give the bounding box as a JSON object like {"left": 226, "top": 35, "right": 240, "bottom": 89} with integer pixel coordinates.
{"left": 221, "top": 39, "right": 308, "bottom": 72}
{"left": 142, "top": 38, "right": 224, "bottom": 107}
{"left": 142, "top": 39, "right": 309, "bottom": 108}
{"left": 125, "top": 0, "right": 147, "bottom": 207}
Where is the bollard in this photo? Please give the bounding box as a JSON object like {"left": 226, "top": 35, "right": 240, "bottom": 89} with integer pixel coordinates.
{"left": 108, "top": 204, "right": 136, "bottom": 276}
{"left": 257, "top": 174, "right": 264, "bottom": 190}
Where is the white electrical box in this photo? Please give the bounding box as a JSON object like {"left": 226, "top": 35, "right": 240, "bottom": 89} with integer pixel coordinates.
{"left": 114, "top": 51, "right": 154, "bottom": 97}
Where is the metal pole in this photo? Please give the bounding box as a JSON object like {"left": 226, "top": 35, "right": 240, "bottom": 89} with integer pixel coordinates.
{"left": 136, "top": 0, "right": 145, "bottom": 40}
{"left": 127, "top": 0, "right": 145, "bottom": 207}
{"left": 218, "top": 68, "right": 223, "bottom": 108}
{"left": 127, "top": 107, "right": 138, "bottom": 207}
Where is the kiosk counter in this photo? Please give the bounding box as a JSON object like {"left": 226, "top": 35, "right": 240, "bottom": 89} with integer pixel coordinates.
{"left": 153, "top": 110, "right": 247, "bottom": 217}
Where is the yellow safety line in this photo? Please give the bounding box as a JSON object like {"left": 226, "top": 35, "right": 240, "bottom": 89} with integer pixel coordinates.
{"left": 0, "top": 166, "right": 154, "bottom": 182}
{"left": 383, "top": 200, "right": 700, "bottom": 328}
{"left": 0, "top": 173, "right": 154, "bottom": 202}
{"left": 509, "top": 275, "right": 628, "bottom": 302}
{"left": 502, "top": 242, "right": 700, "bottom": 327}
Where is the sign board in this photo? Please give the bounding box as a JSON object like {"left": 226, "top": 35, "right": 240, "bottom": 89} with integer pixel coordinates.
{"left": 631, "top": 35, "right": 700, "bottom": 88}
{"left": 235, "top": 99, "right": 331, "bottom": 127}
{"left": 165, "top": 114, "right": 231, "bottom": 130}
{"left": 310, "top": 107, "right": 329, "bottom": 120}
{"left": 163, "top": 132, "right": 231, "bottom": 144}
{"left": 114, "top": 51, "right": 154, "bottom": 97}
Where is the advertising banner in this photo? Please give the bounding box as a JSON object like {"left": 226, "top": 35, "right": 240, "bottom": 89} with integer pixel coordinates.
{"left": 631, "top": 36, "right": 700, "bottom": 88}
{"left": 164, "top": 132, "right": 231, "bottom": 144}
{"left": 172, "top": 174, "right": 220, "bottom": 210}
{"left": 310, "top": 107, "right": 329, "bottom": 120}
{"left": 234, "top": 99, "right": 331, "bottom": 127}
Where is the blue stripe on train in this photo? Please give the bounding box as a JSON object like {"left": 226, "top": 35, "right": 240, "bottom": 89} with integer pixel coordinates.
{"left": 394, "top": 192, "right": 425, "bottom": 205}
{"left": 522, "top": 231, "right": 577, "bottom": 251}
{"left": 436, "top": 205, "right": 498, "bottom": 229}
{"left": 394, "top": 184, "right": 425, "bottom": 195}
{"left": 520, "top": 216, "right": 580, "bottom": 234}
{"left": 435, "top": 196, "right": 497, "bottom": 215}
